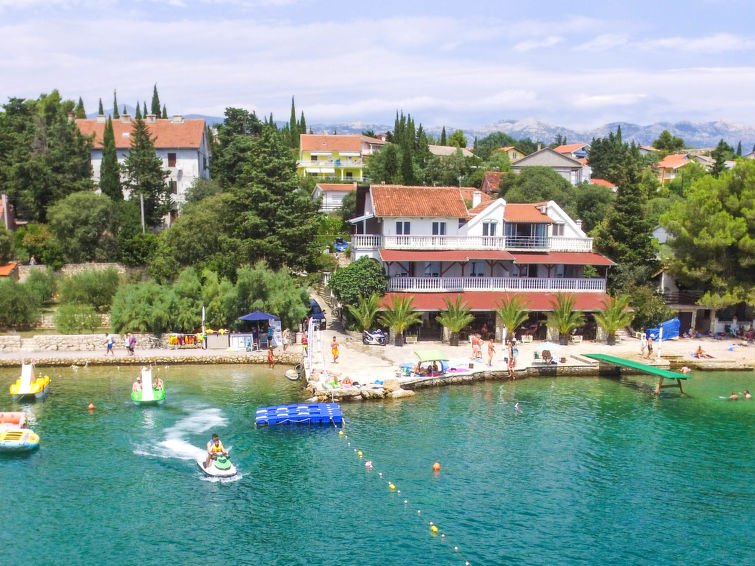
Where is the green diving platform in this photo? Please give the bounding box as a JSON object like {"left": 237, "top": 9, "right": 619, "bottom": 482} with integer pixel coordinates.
{"left": 583, "top": 354, "right": 689, "bottom": 394}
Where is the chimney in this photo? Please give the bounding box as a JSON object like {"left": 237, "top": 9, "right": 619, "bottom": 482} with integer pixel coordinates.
{"left": 96, "top": 114, "right": 106, "bottom": 124}
{"left": 472, "top": 190, "right": 482, "bottom": 208}
{"left": 171, "top": 115, "right": 184, "bottom": 124}
{"left": 120, "top": 113, "right": 131, "bottom": 124}
{"left": 146, "top": 113, "right": 157, "bottom": 123}
{"left": 576, "top": 219, "right": 583, "bottom": 231}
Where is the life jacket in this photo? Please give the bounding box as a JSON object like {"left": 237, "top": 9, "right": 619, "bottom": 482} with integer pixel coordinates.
{"left": 210, "top": 440, "right": 224, "bottom": 454}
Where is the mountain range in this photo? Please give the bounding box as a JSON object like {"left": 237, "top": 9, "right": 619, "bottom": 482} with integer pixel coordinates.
{"left": 89, "top": 108, "right": 755, "bottom": 150}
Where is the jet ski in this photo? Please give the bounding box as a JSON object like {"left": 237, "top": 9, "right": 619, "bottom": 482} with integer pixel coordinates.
{"left": 196, "top": 454, "right": 238, "bottom": 478}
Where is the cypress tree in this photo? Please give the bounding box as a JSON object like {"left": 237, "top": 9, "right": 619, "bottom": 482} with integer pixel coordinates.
{"left": 98, "top": 98, "right": 104, "bottom": 116}
{"left": 122, "top": 118, "right": 170, "bottom": 228}
{"left": 440, "top": 126, "right": 447, "bottom": 146}
{"left": 113, "top": 90, "right": 120, "bottom": 118}
{"left": 736, "top": 141, "right": 742, "bottom": 156}
{"left": 122, "top": 105, "right": 127, "bottom": 116}
{"left": 162, "top": 104, "right": 168, "bottom": 119}
{"left": 135, "top": 102, "right": 142, "bottom": 119}
{"left": 151, "top": 84, "right": 161, "bottom": 116}
{"left": 99, "top": 117, "right": 122, "bottom": 201}
{"left": 288, "top": 96, "right": 297, "bottom": 147}
{"left": 142, "top": 101, "right": 148, "bottom": 118}
{"left": 74, "top": 97, "right": 86, "bottom": 119}
{"left": 299, "top": 111, "right": 306, "bottom": 138}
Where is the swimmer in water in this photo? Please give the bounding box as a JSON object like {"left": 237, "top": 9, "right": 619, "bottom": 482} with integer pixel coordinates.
{"left": 745, "top": 389, "right": 751, "bottom": 399}
{"left": 729, "top": 391, "right": 739, "bottom": 400}
{"left": 514, "top": 402, "right": 521, "bottom": 412}
{"left": 681, "top": 366, "right": 691, "bottom": 375}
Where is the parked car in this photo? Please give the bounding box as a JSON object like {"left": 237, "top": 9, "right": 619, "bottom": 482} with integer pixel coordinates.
{"left": 307, "top": 298, "right": 326, "bottom": 330}
{"left": 334, "top": 237, "right": 350, "bottom": 253}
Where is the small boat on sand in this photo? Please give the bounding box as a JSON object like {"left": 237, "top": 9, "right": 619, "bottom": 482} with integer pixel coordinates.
{"left": 10, "top": 363, "right": 50, "bottom": 401}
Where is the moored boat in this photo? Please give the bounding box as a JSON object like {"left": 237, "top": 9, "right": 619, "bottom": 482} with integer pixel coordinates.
{"left": 10, "top": 363, "right": 50, "bottom": 401}
{"left": 0, "top": 427, "right": 40, "bottom": 452}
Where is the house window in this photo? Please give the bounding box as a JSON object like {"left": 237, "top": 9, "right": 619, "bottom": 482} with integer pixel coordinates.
{"left": 396, "top": 221, "right": 410, "bottom": 235}
{"left": 168, "top": 153, "right": 177, "bottom": 167}
{"left": 346, "top": 172, "right": 353, "bottom": 179}
{"left": 311, "top": 155, "right": 318, "bottom": 161}
{"left": 553, "top": 223, "right": 565, "bottom": 236}
{"left": 470, "top": 262, "right": 484, "bottom": 276}
{"left": 514, "top": 265, "right": 528, "bottom": 277}
{"left": 170, "top": 180, "right": 178, "bottom": 194}
{"left": 483, "top": 221, "right": 497, "bottom": 237}
{"left": 432, "top": 221, "right": 446, "bottom": 236}
{"left": 203, "top": 156, "right": 208, "bottom": 170}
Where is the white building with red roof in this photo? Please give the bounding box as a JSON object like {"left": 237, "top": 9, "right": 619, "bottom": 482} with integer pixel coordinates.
{"left": 298, "top": 134, "right": 385, "bottom": 181}
{"left": 311, "top": 182, "right": 357, "bottom": 212}
{"left": 348, "top": 184, "right": 614, "bottom": 340}
{"left": 76, "top": 113, "right": 211, "bottom": 206}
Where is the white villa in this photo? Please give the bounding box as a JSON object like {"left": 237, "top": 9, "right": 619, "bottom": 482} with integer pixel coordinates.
{"left": 349, "top": 185, "right": 614, "bottom": 340}
{"left": 76, "top": 114, "right": 211, "bottom": 211}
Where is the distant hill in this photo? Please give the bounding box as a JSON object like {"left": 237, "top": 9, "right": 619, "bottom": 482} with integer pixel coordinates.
{"left": 86, "top": 110, "right": 755, "bottom": 150}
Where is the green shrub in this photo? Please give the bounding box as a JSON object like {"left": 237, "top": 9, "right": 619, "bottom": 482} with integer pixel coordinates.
{"left": 59, "top": 268, "right": 121, "bottom": 313}
{"left": 0, "top": 226, "right": 13, "bottom": 263}
{"left": 54, "top": 303, "right": 102, "bottom": 334}
{"left": 24, "top": 267, "right": 56, "bottom": 305}
{"left": 109, "top": 281, "right": 174, "bottom": 334}
{"left": 0, "top": 279, "right": 40, "bottom": 329}
{"left": 119, "top": 233, "right": 159, "bottom": 266}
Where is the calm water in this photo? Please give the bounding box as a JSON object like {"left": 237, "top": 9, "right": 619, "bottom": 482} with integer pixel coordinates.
{"left": 0, "top": 364, "right": 753, "bottom": 566}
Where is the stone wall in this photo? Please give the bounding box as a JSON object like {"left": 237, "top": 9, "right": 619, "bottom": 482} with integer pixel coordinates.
{"left": 23, "top": 333, "right": 159, "bottom": 352}
{"left": 0, "top": 336, "right": 21, "bottom": 352}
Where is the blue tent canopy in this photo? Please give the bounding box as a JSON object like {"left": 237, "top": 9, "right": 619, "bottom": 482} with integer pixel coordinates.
{"left": 646, "top": 318, "right": 680, "bottom": 341}
{"left": 239, "top": 310, "right": 280, "bottom": 322}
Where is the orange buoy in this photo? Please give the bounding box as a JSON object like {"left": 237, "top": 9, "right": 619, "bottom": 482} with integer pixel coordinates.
{"left": 88, "top": 403, "right": 94, "bottom": 412}
{"left": 432, "top": 462, "right": 441, "bottom": 472}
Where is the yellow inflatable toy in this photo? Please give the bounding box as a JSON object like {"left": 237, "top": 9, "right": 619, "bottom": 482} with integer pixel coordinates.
{"left": 10, "top": 363, "right": 50, "bottom": 401}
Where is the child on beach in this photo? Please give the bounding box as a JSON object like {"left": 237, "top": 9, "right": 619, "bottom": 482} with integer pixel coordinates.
{"left": 267, "top": 346, "right": 276, "bottom": 369}
{"left": 331, "top": 336, "right": 339, "bottom": 363}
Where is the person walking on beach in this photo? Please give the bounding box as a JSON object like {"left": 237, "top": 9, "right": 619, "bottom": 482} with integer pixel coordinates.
{"left": 127, "top": 333, "right": 136, "bottom": 356}
{"left": 331, "top": 336, "right": 339, "bottom": 363}
{"left": 282, "top": 328, "right": 290, "bottom": 352}
{"left": 105, "top": 333, "right": 115, "bottom": 356}
{"left": 487, "top": 340, "right": 495, "bottom": 366}
{"left": 471, "top": 334, "right": 481, "bottom": 360}
{"left": 507, "top": 339, "right": 516, "bottom": 378}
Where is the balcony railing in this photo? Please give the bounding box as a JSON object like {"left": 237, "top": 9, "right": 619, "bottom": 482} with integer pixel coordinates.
{"left": 351, "top": 234, "right": 593, "bottom": 253}
{"left": 298, "top": 159, "right": 363, "bottom": 168}
{"left": 387, "top": 276, "right": 606, "bottom": 293}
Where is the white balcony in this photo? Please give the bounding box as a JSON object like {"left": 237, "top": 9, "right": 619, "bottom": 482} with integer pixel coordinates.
{"left": 387, "top": 276, "right": 606, "bottom": 293}
{"left": 297, "top": 158, "right": 363, "bottom": 168}
{"left": 351, "top": 234, "right": 593, "bottom": 253}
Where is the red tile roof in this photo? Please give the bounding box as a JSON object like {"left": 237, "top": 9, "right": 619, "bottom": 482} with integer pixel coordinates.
{"left": 379, "top": 250, "right": 514, "bottom": 262}
{"left": 381, "top": 291, "right": 611, "bottom": 311}
{"left": 504, "top": 203, "right": 552, "bottom": 223}
{"left": 481, "top": 171, "right": 504, "bottom": 194}
{"left": 371, "top": 185, "right": 475, "bottom": 217}
{"left": 657, "top": 153, "right": 689, "bottom": 169}
{"left": 300, "top": 134, "right": 362, "bottom": 152}
{"left": 554, "top": 143, "right": 588, "bottom": 154}
{"left": 589, "top": 178, "right": 617, "bottom": 189}
{"left": 512, "top": 252, "right": 614, "bottom": 265}
{"left": 76, "top": 118, "right": 206, "bottom": 149}
{"left": 316, "top": 183, "right": 356, "bottom": 192}
{"left": 0, "top": 262, "right": 18, "bottom": 277}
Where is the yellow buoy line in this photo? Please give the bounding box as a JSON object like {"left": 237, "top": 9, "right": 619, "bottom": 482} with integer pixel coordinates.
{"left": 334, "top": 424, "right": 474, "bottom": 566}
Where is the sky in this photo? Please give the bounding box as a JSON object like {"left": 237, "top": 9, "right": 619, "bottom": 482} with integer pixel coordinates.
{"left": 0, "top": 0, "right": 754, "bottom": 130}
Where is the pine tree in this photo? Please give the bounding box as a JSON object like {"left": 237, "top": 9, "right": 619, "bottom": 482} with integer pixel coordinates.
{"left": 151, "top": 84, "right": 161, "bottom": 116}
{"left": 135, "top": 102, "right": 142, "bottom": 119}
{"left": 121, "top": 118, "right": 170, "bottom": 228}
{"left": 736, "top": 141, "right": 742, "bottom": 156}
{"left": 98, "top": 98, "right": 104, "bottom": 116}
{"left": 162, "top": 104, "right": 167, "bottom": 119}
{"left": 113, "top": 90, "right": 120, "bottom": 118}
{"left": 74, "top": 97, "right": 86, "bottom": 119}
{"left": 440, "top": 126, "right": 447, "bottom": 146}
{"left": 99, "top": 117, "right": 121, "bottom": 201}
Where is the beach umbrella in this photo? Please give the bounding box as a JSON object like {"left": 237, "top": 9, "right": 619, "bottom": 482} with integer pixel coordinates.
{"left": 238, "top": 310, "right": 280, "bottom": 322}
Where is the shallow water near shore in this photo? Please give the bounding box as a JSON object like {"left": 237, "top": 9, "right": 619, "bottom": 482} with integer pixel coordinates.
{"left": 0, "top": 365, "right": 753, "bottom": 565}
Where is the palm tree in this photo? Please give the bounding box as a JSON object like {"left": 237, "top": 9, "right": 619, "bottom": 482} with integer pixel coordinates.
{"left": 436, "top": 295, "right": 475, "bottom": 346}
{"left": 346, "top": 292, "right": 381, "bottom": 331}
{"left": 593, "top": 294, "right": 634, "bottom": 345}
{"left": 378, "top": 295, "right": 422, "bottom": 346}
{"left": 546, "top": 293, "right": 585, "bottom": 345}
{"left": 494, "top": 294, "right": 531, "bottom": 343}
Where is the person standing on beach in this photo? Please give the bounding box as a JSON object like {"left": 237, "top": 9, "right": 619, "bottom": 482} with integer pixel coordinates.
{"left": 507, "top": 340, "right": 516, "bottom": 378}
{"left": 331, "top": 336, "right": 339, "bottom": 363}
{"left": 282, "top": 328, "right": 290, "bottom": 352}
{"left": 487, "top": 340, "right": 495, "bottom": 366}
{"left": 646, "top": 334, "right": 654, "bottom": 359}
{"left": 105, "top": 333, "right": 115, "bottom": 356}
{"left": 640, "top": 333, "right": 647, "bottom": 357}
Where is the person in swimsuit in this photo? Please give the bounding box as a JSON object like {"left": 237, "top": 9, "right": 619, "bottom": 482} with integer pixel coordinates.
{"left": 331, "top": 336, "right": 339, "bottom": 363}
{"left": 205, "top": 433, "right": 228, "bottom": 469}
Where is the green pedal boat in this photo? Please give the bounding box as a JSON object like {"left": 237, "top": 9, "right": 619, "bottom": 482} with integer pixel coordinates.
{"left": 131, "top": 367, "right": 165, "bottom": 405}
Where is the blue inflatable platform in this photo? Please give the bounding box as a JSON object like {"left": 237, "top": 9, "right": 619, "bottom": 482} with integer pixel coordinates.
{"left": 255, "top": 403, "right": 343, "bottom": 426}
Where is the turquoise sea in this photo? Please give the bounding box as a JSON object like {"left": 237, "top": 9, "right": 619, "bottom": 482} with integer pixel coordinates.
{"left": 0, "top": 364, "right": 753, "bottom": 566}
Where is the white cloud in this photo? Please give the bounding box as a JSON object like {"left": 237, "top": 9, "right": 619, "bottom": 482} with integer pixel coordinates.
{"left": 572, "top": 93, "right": 647, "bottom": 108}
{"left": 641, "top": 33, "right": 755, "bottom": 53}
{"left": 514, "top": 35, "right": 563, "bottom": 52}
{"left": 574, "top": 34, "right": 630, "bottom": 52}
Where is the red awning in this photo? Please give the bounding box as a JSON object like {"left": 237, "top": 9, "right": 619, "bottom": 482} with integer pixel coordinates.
{"left": 380, "top": 250, "right": 514, "bottom": 262}
{"left": 513, "top": 252, "right": 615, "bottom": 266}
{"left": 381, "top": 292, "right": 611, "bottom": 311}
